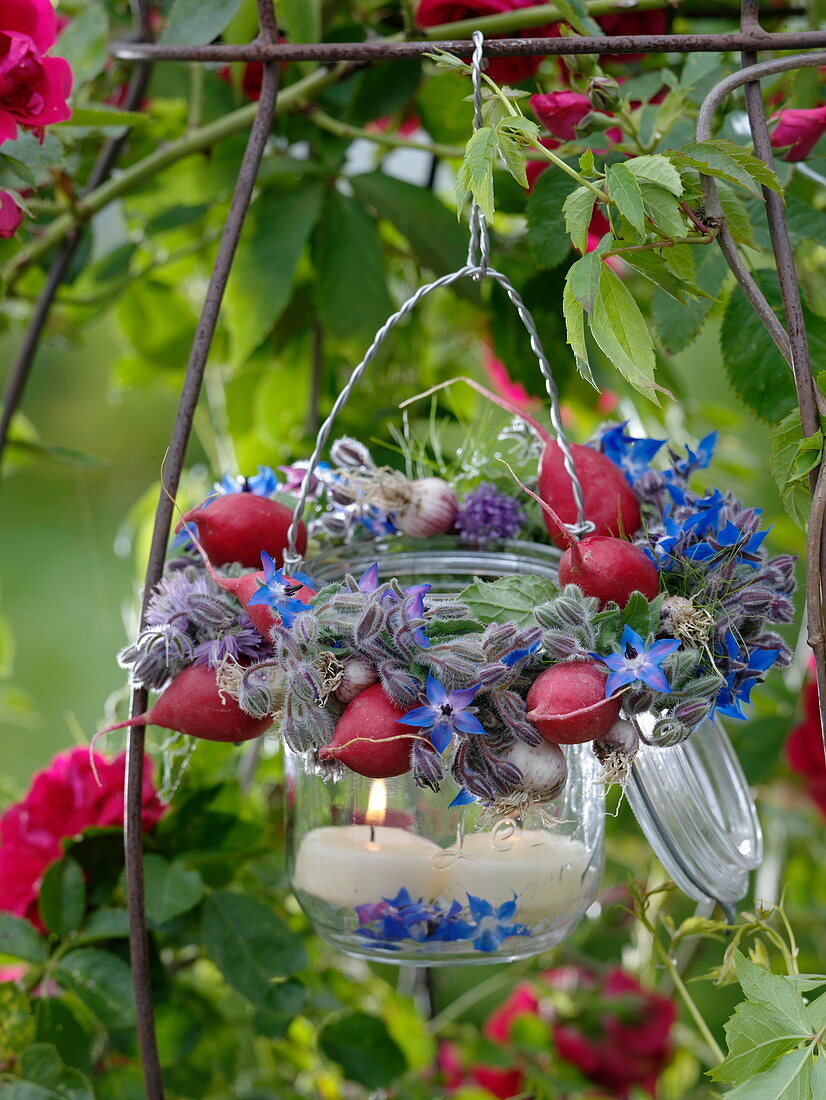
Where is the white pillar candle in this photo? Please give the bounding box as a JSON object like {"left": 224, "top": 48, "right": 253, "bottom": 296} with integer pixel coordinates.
{"left": 438, "top": 830, "right": 591, "bottom": 924}
{"left": 291, "top": 825, "right": 443, "bottom": 909}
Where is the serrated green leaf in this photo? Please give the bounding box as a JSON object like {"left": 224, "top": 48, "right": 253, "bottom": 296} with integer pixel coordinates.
{"left": 669, "top": 141, "right": 782, "bottom": 199}
{"left": 723, "top": 1044, "right": 813, "bottom": 1100}
{"left": 0, "top": 913, "right": 48, "bottom": 964}
{"left": 498, "top": 132, "right": 529, "bottom": 188}
{"left": 562, "top": 278, "right": 597, "bottom": 387}
{"left": 579, "top": 148, "right": 595, "bottom": 174}
{"left": 711, "top": 1001, "right": 812, "bottom": 1084}
{"left": 162, "top": 0, "right": 244, "bottom": 45}
{"left": 314, "top": 190, "right": 394, "bottom": 342}
{"left": 319, "top": 1013, "right": 407, "bottom": 1090}
{"left": 70, "top": 909, "right": 130, "bottom": 948}
{"left": 39, "top": 859, "right": 85, "bottom": 939}
{"left": 497, "top": 115, "right": 542, "bottom": 144}
{"left": 280, "top": 0, "right": 320, "bottom": 42}
{"left": 455, "top": 126, "right": 498, "bottom": 219}
{"left": 662, "top": 241, "right": 697, "bottom": 283}
{"left": 224, "top": 183, "right": 324, "bottom": 366}
{"left": 563, "top": 186, "right": 599, "bottom": 254}
{"left": 606, "top": 164, "right": 646, "bottom": 236}
{"left": 526, "top": 168, "right": 579, "bottom": 269}
{"left": 459, "top": 576, "right": 560, "bottom": 627}
{"left": 620, "top": 250, "right": 713, "bottom": 304}
{"left": 590, "top": 264, "right": 661, "bottom": 403}
{"left": 202, "top": 890, "right": 307, "bottom": 1005}
{"left": 806, "top": 989, "right": 826, "bottom": 1031}
{"left": 626, "top": 154, "right": 684, "bottom": 195}
{"left": 567, "top": 251, "right": 603, "bottom": 313}
{"left": 770, "top": 410, "right": 817, "bottom": 529}
{"left": 141, "top": 855, "right": 204, "bottom": 925}
{"left": 734, "top": 953, "right": 812, "bottom": 1033}
{"left": 54, "top": 949, "right": 136, "bottom": 1030}
{"left": 4, "top": 1042, "right": 95, "bottom": 1100}
{"left": 638, "top": 179, "right": 688, "bottom": 237}
{"left": 718, "top": 185, "right": 758, "bottom": 250}
{"left": 720, "top": 272, "right": 801, "bottom": 422}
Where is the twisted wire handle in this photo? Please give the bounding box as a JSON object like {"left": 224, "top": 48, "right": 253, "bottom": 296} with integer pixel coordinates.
{"left": 284, "top": 30, "right": 590, "bottom": 570}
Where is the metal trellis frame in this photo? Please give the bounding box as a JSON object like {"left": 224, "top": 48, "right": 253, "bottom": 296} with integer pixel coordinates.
{"left": 1, "top": 3, "right": 824, "bottom": 1096}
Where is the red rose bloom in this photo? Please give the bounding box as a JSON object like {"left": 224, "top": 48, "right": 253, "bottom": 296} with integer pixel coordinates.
{"left": 786, "top": 669, "right": 826, "bottom": 814}
{"left": 544, "top": 966, "right": 676, "bottom": 1097}
{"left": 0, "top": 189, "right": 22, "bottom": 237}
{"left": 770, "top": 106, "right": 826, "bottom": 162}
{"left": 596, "top": 8, "right": 669, "bottom": 64}
{"left": 0, "top": 747, "right": 164, "bottom": 926}
{"left": 0, "top": 0, "right": 73, "bottom": 143}
{"left": 416, "top": 0, "right": 556, "bottom": 83}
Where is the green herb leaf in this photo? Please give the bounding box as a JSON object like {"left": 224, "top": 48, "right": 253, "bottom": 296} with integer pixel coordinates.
{"left": 201, "top": 890, "right": 308, "bottom": 1005}
{"left": 498, "top": 132, "right": 529, "bottom": 188}
{"left": 0, "top": 912, "right": 48, "bottom": 964}
{"left": 162, "top": 0, "right": 244, "bottom": 45}
{"left": 722, "top": 1044, "right": 813, "bottom": 1099}
{"left": 718, "top": 185, "right": 758, "bottom": 250}
{"left": 527, "top": 168, "right": 579, "bottom": 269}
{"left": 652, "top": 247, "right": 728, "bottom": 354}
{"left": 319, "top": 1013, "right": 408, "bottom": 1089}
{"left": 563, "top": 187, "right": 599, "bottom": 254}
{"left": 625, "top": 155, "right": 684, "bottom": 196}
{"left": 567, "top": 251, "right": 603, "bottom": 313}
{"left": 669, "top": 141, "right": 782, "bottom": 199}
{"left": 620, "top": 250, "right": 713, "bottom": 304}
{"left": 460, "top": 576, "right": 560, "bottom": 626}
{"left": 734, "top": 952, "right": 812, "bottom": 1033}
{"left": 455, "top": 126, "right": 498, "bottom": 220}
{"left": 770, "top": 410, "right": 820, "bottom": 529}
{"left": 606, "top": 164, "right": 646, "bottom": 236}
{"left": 54, "top": 949, "right": 136, "bottom": 1029}
{"left": 590, "top": 264, "right": 661, "bottom": 404}
{"left": 39, "top": 858, "right": 85, "bottom": 939}
{"left": 711, "top": 1001, "right": 813, "bottom": 1084}
{"left": 562, "top": 278, "right": 597, "bottom": 387}
{"left": 638, "top": 179, "right": 688, "bottom": 237}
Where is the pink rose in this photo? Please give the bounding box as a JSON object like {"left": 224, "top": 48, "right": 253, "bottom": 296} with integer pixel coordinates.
{"left": 0, "top": 189, "right": 22, "bottom": 236}
{"left": 0, "top": 0, "right": 73, "bottom": 144}
{"left": 416, "top": 0, "right": 557, "bottom": 84}
{"left": 483, "top": 348, "right": 534, "bottom": 410}
{"left": 770, "top": 106, "right": 826, "bottom": 162}
{"left": 438, "top": 1041, "right": 525, "bottom": 1098}
{"left": 0, "top": 747, "right": 164, "bottom": 926}
{"left": 484, "top": 983, "right": 541, "bottom": 1042}
{"left": 786, "top": 665, "right": 826, "bottom": 815}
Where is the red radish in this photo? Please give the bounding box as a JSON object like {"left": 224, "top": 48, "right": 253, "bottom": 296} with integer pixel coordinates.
{"left": 526, "top": 661, "right": 621, "bottom": 744}
{"left": 558, "top": 536, "right": 659, "bottom": 606}
{"left": 175, "top": 493, "right": 306, "bottom": 569}
{"left": 539, "top": 441, "right": 640, "bottom": 543}
{"left": 399, "top": 376, "right": 639, "bottom": 541}
{"left": 97, "top": 663, "right": 272, "bottom": 743}
{"left": 319, "top": 684, "right": 418, "bottom": 778}
{"left": 500, "top": 460, "right": 658, "bottom": 608}
{"left": 176, "top": 516, "right": 314, "bottom": 639}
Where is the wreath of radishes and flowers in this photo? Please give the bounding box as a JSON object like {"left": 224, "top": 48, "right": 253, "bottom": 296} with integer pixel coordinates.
{"left": 111, "top": 409, "right": 794, "bottom": 817}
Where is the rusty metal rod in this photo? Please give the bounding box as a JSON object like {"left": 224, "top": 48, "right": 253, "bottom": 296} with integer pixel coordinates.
{"left": 109, "top": 29, "right": 826, "bottom": 63}
{"left": 122, "top": 7, "right": 280, "bottom": 1099}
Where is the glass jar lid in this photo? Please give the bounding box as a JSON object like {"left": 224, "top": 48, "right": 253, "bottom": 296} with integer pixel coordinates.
{"left": 626, "top": 715, "right": 763, "bottom": 912}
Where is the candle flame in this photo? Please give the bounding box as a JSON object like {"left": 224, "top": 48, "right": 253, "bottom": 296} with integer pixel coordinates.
{"left": 365, "top": 779, "right": 387, "bottom": 827}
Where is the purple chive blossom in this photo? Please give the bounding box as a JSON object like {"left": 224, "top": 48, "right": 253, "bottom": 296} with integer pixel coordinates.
{"left": 146, "top": 570, "right": 214, "bottom": 628}
{"left": 596, "top": 626, "right": 681, "bottom": 697}
{"left": 246, "top": 552, "right": 312, "bottom": 628}
{"left": 599, "top": 422, "right": 665, "bottom": 484}
{"left": 216, "top": 465, "right": 280, "bottom": 497}
{"left": 398, "top": 673, "right": 487, "bottom": 754}
{"left": 455, "top": 483, "right": 526, "bottom": 546}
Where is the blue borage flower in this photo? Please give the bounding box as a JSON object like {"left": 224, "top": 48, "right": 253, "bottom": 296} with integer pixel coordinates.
{"left": 216, "top": 465, "right": 280, "bottom": 498}
{"left": 399, "top": 673, "right": 487, "bottom": 754}
{"left": 354, "top": 889, "right": 530, "bottom": 953}
{"left": 599, "top": 421, "right": 666, "bottom": 484}
{"left": 712, "top": 631, "right": 781, "bottom": 719}
{"left": 595, "top": 625, "right": 681, "bottom": 697}
{"left": 501, "top": 639, "right": 542, "bottom": 668}
{"left": 246, "top": 552, "right": 313, "bottom": 628}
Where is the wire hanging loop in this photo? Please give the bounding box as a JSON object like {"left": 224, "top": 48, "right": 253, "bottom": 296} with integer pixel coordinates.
{"left": 283, "top": 32, "right": 593, "bottom": 571}
{"left": 466, "top": 31, "right": 490, "bottom": 277}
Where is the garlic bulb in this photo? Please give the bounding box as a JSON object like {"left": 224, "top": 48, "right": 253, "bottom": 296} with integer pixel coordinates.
{"left": 503, "top": 738, "right": 568, "bottom": 802}
{"left": 334, "top": 658, "right": 379, "bottom": 703}
{"left": 394, "top": 477, "right": 459, "bottom": 538}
